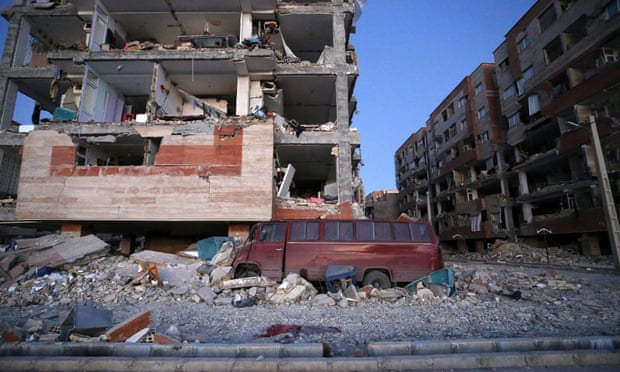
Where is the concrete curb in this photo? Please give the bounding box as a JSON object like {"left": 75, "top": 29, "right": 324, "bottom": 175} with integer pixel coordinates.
{"left": 367, "top": 335, "right": 620, "bottom": 356}
{"left": 1, "top": 350, "right": 619, "bottom": 371}
{"left": 1, "top": 336, "right": 618, "bottom": 371}
{"left": 0, "top": 342, "right": 325, "bottom": 358}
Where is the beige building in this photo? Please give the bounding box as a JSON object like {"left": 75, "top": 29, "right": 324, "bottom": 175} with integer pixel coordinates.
{"left": 0, "top": 0, "right": 365, "bottom": 251}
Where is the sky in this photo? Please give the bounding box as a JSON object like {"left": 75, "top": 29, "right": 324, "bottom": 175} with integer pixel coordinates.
{"left": 351, "top": 0, "right": 536, "bottom": 193}
{"left": 0, "top": 0, "right": 537, "bottom": 193}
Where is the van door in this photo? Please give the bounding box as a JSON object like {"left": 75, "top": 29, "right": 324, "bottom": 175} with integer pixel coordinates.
{"left": 251, "top": 222, "right": 287, "bottom": 280}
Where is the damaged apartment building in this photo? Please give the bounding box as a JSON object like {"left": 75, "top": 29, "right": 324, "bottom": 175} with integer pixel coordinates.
{"left": 0, "top": 0, "right": 365, "bottom": 251}
{"left": 396, "top": 0, "right": 620, "bottom": 258}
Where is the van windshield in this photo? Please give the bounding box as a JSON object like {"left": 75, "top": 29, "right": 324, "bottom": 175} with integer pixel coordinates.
{"left": 245, "top": 224, "right": 259, "bottom": 244}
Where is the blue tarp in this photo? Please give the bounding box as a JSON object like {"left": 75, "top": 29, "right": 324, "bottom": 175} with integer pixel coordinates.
{"left": 197, "top": 236, "right": 234, "bottom": 260}
{"left": 405, "top": 268, "right": 456, "bottom": 297}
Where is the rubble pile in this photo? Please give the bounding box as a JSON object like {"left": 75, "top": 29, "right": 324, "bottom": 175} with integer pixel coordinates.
{"left": 0, "top": 236, "right": 406, "bottom": 309}
{"left": 0, "top": 235, "right": 594, "bottom": 310}
{"left": 453, "top": 263, "right": 583, "bottom": 301}
{"left": 445, "top": 240, "right": 615, "bottom": 268}
{"left": 0, "top": 234, "right": 610, "bottom": 347}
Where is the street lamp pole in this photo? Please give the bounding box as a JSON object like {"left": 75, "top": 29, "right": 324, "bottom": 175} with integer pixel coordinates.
{"left": 587, "top": 114, "right": 620, "bottom": 269}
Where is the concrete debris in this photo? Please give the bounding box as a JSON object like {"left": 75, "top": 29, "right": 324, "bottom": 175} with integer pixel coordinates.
{"left": 453, "top": 263, "right": 582, "bottom": 301}
{"left": 311, "top": 294, "right": 337, "bottom": 306}
{"left": 217, "top": 276, "right": 276, "bottom": 291}
{"left": 197, "top": 286, "right": 217, "bottom": 304}
{"left": 268, "top": 273, "right": 318, "bottom": 304}
{"left": 0, "top": 234, "right": 109, "bottom": 289}
{"left": 446, "top": 239, "right": 615, "bottom": 268}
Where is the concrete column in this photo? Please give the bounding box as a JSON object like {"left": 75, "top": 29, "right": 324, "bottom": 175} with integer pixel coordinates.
{"left": 333, "top": 1, "right": 353, "bottom": 203}
{"left": 457, "top": 239, "right": 468, "bottom": 253}
{"left": 0, "top": 80, "right": 18, "bottom": 130}
{"left": 580, "top": 233, "right": 601, "bottom": 257}
{"left": 120, "top": 235, "right": 133, "bottom": 256}
{"left": 235, "top": 76, "right": 250, "bottom": 116}
{"left": 239, "top": 12, "right": 252, "bottom": 40}
{"left": 228, "top": 223, "right": 250, "bottom": 242}
{"left": 522, "top": 202, "right": 533, "bottom": 224}
{"left": 518, "top": 171, "right": 529, "bottom": 195}
{"left": 0, "top": 13, "right": 26, "bottom": 130}
{"left": 13, "top": 17, "right": 31, "bottom": 66}
{"left": 60, "top": 224, "right": 82, "bottom": 238}
{"left": 337, "top": 141, "right": 353, "bottom": 202}
{"left": 518, "top": 170, "right": 533, "bottom": 223}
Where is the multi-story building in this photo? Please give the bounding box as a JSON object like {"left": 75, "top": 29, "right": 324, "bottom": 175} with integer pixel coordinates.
{"left": 426, "top": 63, "right": 506, "bottom": 251}
{"left": 494, "top": 0, "right": 620, "bottom": 256}
{"left": 0, "top": 0, "right": 364, "bottom": 251}
{"left": 396, "top": 0, "right": 620, "bottom": 259}
{"left": 395, "top": 127, "right": 430, "bottom": 221}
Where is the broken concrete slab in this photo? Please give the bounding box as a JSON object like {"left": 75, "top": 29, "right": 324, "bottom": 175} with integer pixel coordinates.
{"left": 217, "top": 276, "right": 276, "bottom": 290}
{"left": 12, "top": 234, "right": 67, "bottom": 251}
{"left": 269, "top": 284, "right": 308, "bottom": 304}
{"left": 209, "top": 242, "right": 236, "bottom": 266}
{"left": 197, "top": 286, "right": 217, "bottom": 304}
{"left": 128, "top": 250, "right": 202, "bottom": 288}
{"left": 26, "top": 234, "right": 109, "bottom": 269}
{"left": 130, "top": 250, "right": 197, "bottom": 266}
{"left": 209, "top": 266, "right": 232, "bottom": 285}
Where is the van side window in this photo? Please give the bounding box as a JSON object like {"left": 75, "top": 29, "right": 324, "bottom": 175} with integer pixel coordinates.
{"left": 375, "top": 222, "right": 392, "bottom": 240}
{"left": 290, "top": 221, "right": 320, "bottom": 241}
{"left": 412, "top": 223, "right": 431, "bottom": 242}
{"left": 356, "top": 221, "right": 372, "bottom": 240}
{"left": 325, "top": 221, "right": 353, "bottom": 241}
{"left": 258, "top": 223, "right": 285, "bottom": 242}
{"left": 394, "top": 222, "right": 412, "bottom": 241}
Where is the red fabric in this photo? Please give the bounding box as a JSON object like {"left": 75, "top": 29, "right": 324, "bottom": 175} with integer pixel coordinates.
{"left": 260, "top": 324, "right": 301, "bottom": 337}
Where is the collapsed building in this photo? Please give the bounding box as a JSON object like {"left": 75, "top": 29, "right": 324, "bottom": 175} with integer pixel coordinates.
{"left": 0, "top": 0, "right": 365, "bottom": 251}
{"left": 396, "top": 0, "right": 620, "bottom": 259}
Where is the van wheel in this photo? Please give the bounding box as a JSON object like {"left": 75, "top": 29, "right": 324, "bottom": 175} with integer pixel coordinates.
{"left": 236, "top": 268, "right": 259, "bottom": 278}
{"left": 363, "top": 271, "right": 391, "bottom": 289}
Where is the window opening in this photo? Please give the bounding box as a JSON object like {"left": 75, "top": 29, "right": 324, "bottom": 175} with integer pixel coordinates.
{"left": 518, "top": 35, "right": 529, "bottom": 51}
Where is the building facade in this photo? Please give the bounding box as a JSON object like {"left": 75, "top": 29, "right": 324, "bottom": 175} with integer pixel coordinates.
{"left": 395, "top": 128, "right": 430, "bottom": 221}
{"left": 364, "top": 189, "right": 399, "bottom": 220}
{"left": 0, "top": 0, "right": 365, "bottom": 250}
{"left": 396, "top": 0, "right": 620, "bottom": 257}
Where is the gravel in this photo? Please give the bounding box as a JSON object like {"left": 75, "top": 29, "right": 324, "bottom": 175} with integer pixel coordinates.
{"left": 2, "top": 251, "right": 619, "bottom": 357}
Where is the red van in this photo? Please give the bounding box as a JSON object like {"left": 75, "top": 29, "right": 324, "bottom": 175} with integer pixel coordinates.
{"left": 231, "top": 219, "right": 443, "bottom": 289}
